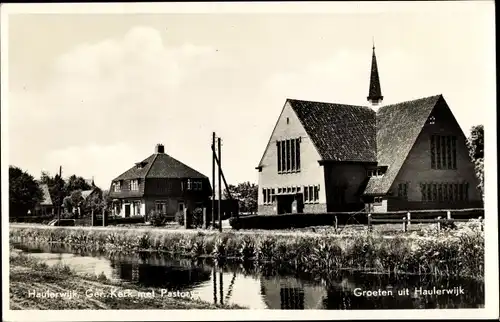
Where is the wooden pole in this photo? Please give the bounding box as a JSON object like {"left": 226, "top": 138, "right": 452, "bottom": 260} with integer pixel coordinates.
{"left": 334, "top": 216, "right": 338, "bottom": 232}
{"left": 213, "top": 268, "right": 217, "bottom": 304}
{"left": 402, "top": 216, "right": 407, "bottom": 232}
{"left": 367, "top": 214, "right": 372, "bottom": 232}
{"left": 437, "top": 216, "right": 441, "bottom": 231}
{"left": 407, "top": 212, "right": 411, "bottom": 229}
{"left": 219, "top": 271, "right": 223, "bottom": 305}
{"left": 58, "top": 166, "right": 62, "bottom": 222}
{"left": 212, "top": 132, "right": 216, "bottom": 229}
{"left": 447, "top": 210, "right": 451, "bottom": 220}
{"left": 218, "top": 137, "right": 222, "bottom": 232}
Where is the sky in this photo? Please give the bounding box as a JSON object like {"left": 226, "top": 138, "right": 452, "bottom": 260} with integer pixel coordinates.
{"left": 3, "top": 2, "right": 496, "bottom": 190}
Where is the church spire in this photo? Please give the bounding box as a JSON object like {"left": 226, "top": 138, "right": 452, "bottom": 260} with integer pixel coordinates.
{"left": 367, "top": 41, "right": 383, "bottom": 107}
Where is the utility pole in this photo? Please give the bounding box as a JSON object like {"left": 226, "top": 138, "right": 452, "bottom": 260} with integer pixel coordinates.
{"left": 58, "top": 166, "right": 62, "bottom": 221}
{"left": 218, "top": 137, "right": 222, "bottom": 232}
{"left": 212, "top": 132, "right": 216, "bottom": 229}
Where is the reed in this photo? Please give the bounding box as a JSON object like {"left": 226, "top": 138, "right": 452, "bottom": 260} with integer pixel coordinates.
{"left": 10, "top": 220, "right": 484, "bottom": 279}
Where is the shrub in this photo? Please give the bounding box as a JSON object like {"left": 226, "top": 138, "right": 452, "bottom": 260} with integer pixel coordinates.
{"left": 175, "top": 211, "right": 184, "bottom": 226}
{"left": 149, "top": 210, "right": 167, "bottom": 227}
{"left": 191, "top": 207, "right": 204, "bottom": 228}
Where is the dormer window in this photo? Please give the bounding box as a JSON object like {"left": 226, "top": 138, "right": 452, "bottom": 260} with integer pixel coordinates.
{"left": 367, "top": 167, "right": 386, "bottom": 178}
{"left": 135, "top": 161, "right": 146, "bottom": 169}
{"left": 428, "top": 116, "right": 436, "bottom": 125}
{"left": 113, "top": 181, "right": 122, "bottom": 192}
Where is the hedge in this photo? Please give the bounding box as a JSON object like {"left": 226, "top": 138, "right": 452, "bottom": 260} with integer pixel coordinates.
{"left": 229, "top": 209, "right": 485, "bottom": 230}
{"left": 10, "top": 215, "right": 55, "bottom": 224}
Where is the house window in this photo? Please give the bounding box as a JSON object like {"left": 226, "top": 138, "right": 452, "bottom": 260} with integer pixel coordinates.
{"left": 367, "top": 168, "right": 385, "bottom": 178}
{"left": 277, "top": 138, "right": 301, "bottom": 173}
{"left": 398, "top": 182, "right": 408, "bottom": 200}
{"left": 155, "top": 201, "right": 167, "bottom": 214}
{"left": 130, "top": 179, "right": 139, "bottom": 191}
{"left": 420, "top": 182, "right": 469, "bottom": 201}
{"left": 431, "top": 135, "right": 457, "bottom": 170}
{"left": 262, "top": 188, "right": 274, "bottom": 205}
{"left": 193, "top": 181, "right": 202, "bottom": 191}
{"left": 303, "top": 185, "right": 319, "bottom": 203}
{"left": 187, "top": 179, "right": 192, "bottom": 190}
{"left": 114, "top": 181, "right": 121, "bottom": 192}
{"left": 373, "top": 197, "right": 383, "bottom": 204}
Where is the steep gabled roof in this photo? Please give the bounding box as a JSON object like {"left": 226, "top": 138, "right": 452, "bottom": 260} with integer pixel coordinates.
{"left": 112, "top": 154, "right": 157, "bottom": 181}
{"left": 288, "top": 99, "right": 377, "bottom": 162}
{"left": 364, "top": 94, "right": 443, "bottom": 195}
{"left": 146, "top": 153, "right": 207, "bottom": 179}
{"left": 38, "top": 183, "right": 53, "bottom": 206}
{"left": 112, "top": 152, "right": 207, "bottom": 181}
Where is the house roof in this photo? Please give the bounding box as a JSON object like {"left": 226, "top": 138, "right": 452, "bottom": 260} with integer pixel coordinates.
{"left": 364, "top": 94, "right": 443, "bottom": 195}
{"left": 113, "top": 151, "right": 208, "bottom": 181}
{"left": 258, "top": 94, "right": 444, "bottom": 196}
{"left": 288, "top": 99, "right": 377, "bottom": 162}
{"left": 81, "top": 189, "right": 95, "bottom": 199}
{"left": 38, "top": 183, "right": 53, "bottom": 206}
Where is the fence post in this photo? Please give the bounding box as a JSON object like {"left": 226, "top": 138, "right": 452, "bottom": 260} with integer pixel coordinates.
{"left": 447, "top": 210, "right": 451, "bottom": 220}
{"left": 102, "top": 208, "right": 107, "bottom": 227}
{"left": 183, "top": 208, "right": 189, "bottom": 229}
{"left": 334, "top": 216, "right": 338, "bottom": 233}
{"left": 402, "top": 216, "right": 407, "bottom": 232}
{"left": 203, "top": 207, "right": 208, "bottom": 229}
{"left": 437, "top": 216, "right": 441, "bottom": 232}
{"left": 407, "top": 212, "right": 411, "bottom": 229}
{"left": 367, "top": 214, "right": 372, "bottom": 232}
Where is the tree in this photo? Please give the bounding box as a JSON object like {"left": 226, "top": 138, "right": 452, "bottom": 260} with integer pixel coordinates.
{"left": 9, "top": 166, "right": 43, "bottom": 217}
{"left": 467, "top": 125, "right": 484, "bottom": 199}
{"left": 223, "top": 181, "right": 258, "bottom": 214}
{"left": 65, "top": 175, "right": 92, "bottom": 193}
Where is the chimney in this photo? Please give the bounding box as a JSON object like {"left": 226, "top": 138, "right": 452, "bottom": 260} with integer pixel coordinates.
{"left": 155, "top": 144, "right": 164, "bottom": 154}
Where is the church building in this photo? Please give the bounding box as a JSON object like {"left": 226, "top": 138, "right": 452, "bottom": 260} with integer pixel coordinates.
{"left": 256, "top": 45, "right": 483, "bottom": 214}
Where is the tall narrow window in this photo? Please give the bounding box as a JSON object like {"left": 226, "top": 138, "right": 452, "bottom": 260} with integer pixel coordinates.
{"left": 464, "top": 182, "right": 469, "bottom": 201}
{"left": 420, "top": 183, "right": 427, "bottom": 201}
{"left": 436, "top": 136, "right": 441, "bottom": 169}
{"left": 452, "top": 137, "right": 457, "bottom": 169}
{"left": 441, "top": 136, "right": 447, "bottom": 169}
{"left": 443, "top": 183, "right": 448, "bottom": 201}
{"left": 427, "top": 184, "right": 432, "bottom": 202}
{"left": 296, "top": 139, "right": 301, "bottom": 171}
{"left": 281, "top": 141, "right": 286, "bottom": 172}
{"left": 449, "top": 184, "right": 454, "bottom": 201}
{"left": 453, "top": 183, "right": 458, "bottom": 201}
{"left": 314, "top": 185, "right": 319, "bottom": 201}
{"left": 309, "top": 186, "right": 314, "bottom": 203}
{"left": 431, "top": 136, "right": 436, "bottom": 169}
{"left": 432, "top": 183, "right": 437, "bottom": 201}
{"left": 446, "top": 136, "right": 453, "bottom": 169}
{"left": 277, "top": 141, "right": 282, "bottom": 173}
{"left": 285, "top": 140, "right": 291, "bottom": 171}
{"left": 437, "top": 184, "right": 442, "bottom": 202}
{"left": 291, "top": 139, "right": 296, "bottom": 171}
{"left": 458, "top": 183, "right": 464, "bottom": 201}
{"left": 304, "top": 186, "right": 309, "bottom": 203}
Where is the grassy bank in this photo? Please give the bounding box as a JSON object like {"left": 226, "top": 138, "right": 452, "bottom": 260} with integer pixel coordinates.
{"left": 10, "top": 220, "right": 484, "bottom": 279}
{"left": 9, "top": 252, "right": 244, "bottom": 310}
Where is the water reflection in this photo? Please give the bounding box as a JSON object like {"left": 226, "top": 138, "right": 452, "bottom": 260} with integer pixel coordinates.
{"left": 11, "top": 242, "right": 484, "bottom": 310}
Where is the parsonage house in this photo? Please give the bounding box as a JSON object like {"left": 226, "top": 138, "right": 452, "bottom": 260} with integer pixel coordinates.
{"left": 109, "top": 144, "right": 211, "bottom": 218}
{"left": 256, "top": 46, "right": 483, "bottom": 214}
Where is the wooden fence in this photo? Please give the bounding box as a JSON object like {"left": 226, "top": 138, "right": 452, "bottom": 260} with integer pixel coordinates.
{"left": 366, "top": 208, "right": 484, "bottom": 232}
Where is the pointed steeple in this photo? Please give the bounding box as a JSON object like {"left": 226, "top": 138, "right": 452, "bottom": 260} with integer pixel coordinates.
{"left": 367, "top": 41, "right": 383, "bottom": 107}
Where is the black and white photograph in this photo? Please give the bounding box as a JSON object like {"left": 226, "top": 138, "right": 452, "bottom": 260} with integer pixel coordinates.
{"left": 1, "top": 1, "right": 498, "bottom": 320}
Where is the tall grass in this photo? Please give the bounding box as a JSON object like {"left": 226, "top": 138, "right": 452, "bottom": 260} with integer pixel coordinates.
{"left": 10, "top": 220, "right": 484, "bottom": 279}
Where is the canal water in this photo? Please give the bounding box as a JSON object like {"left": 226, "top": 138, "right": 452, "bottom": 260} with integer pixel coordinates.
{"left": 11, "top": 242, "right": 484, "bottom": 310}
